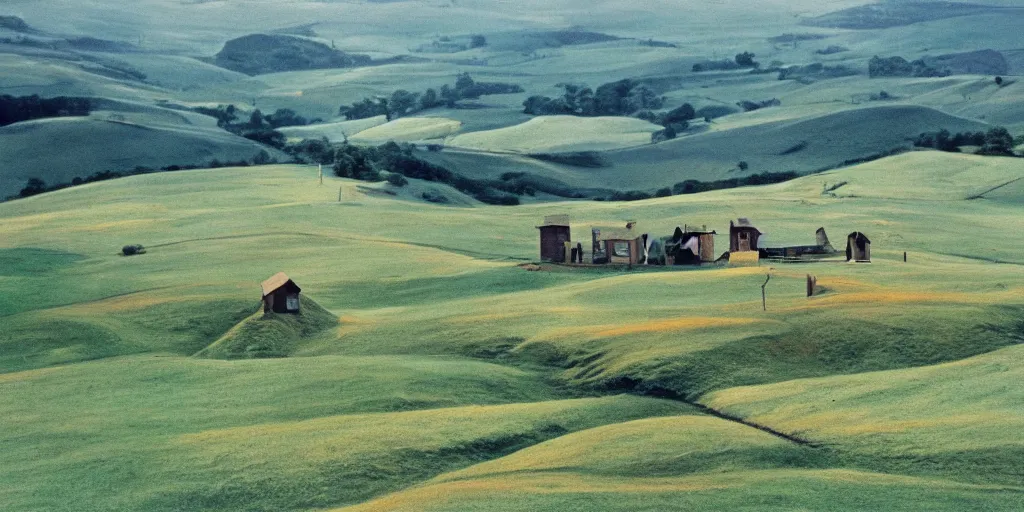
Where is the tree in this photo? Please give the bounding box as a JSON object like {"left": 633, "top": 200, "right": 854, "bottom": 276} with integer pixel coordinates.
{"left": 470, "top": 35, "right": 487, "bottom": 48}
{"left": 655, "top": 187, "right": 672, "bottom": 197}
{"left": 389, "top": 90, "right": 420, "bottom": 118}
{"left": 980, "top": 127, "right": 1015, "bottom": 156}
{"left": 386, "top": 173, "right": 409, "bottom": 187}
{"left": 19, "top": 177, "right": 47, "bottom": 198}
{"left": 659, "top": 103, "right": 695, "bottom": 125}
{"left": 266, "top": 108, "right": 306, "bottom": 128}
{"left": 420, "top": 88, "right": 440, "bottom": 110}
{"left": 248, "top": 109, "right": 266, "bottom": 129}
{"left": 594, "top": 79, "right": 633, "bottom": 115}
{"left": 625, "top": 85, "right": 660, "bottom": 113}
{"left": 440, "top": 84, "right": 459, "bottom": 108}
{"left": 252, "top": 150, "right": 272, "bottom": 165}
{"left": 735, "top": 51, "right": 758, "bottom": 67}
{"left": 738, "top": 161, "right": 749, "bottom": 171}
{"left": 455, "top": 73, "right": 476, "bottom": 93}
{"left": 242, "top": 129, "right": 286, "bottom": 149}
{"left": 995, "top": 76, "right": 1004, "bottom": 86}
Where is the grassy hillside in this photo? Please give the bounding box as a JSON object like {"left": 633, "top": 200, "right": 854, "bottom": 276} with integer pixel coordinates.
{"left": 349, "top": 117, "right": 463, "bottom": 144}
{"left": 0, "top": 109, "right": 282, "bottom": 198}
{"left": 447, "top": 115, "right": 663, "bottom": 153}
{"left": 420, "top": 105, "right": 991, "bottom": 190}
{"left": 2, "top": 1, "right": 1024, "bottom": 509}
{"left": 0, "top": 150, "right": 1021, "bottom": 509}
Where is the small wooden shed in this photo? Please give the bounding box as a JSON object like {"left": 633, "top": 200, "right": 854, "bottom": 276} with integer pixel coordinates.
{"left": 261, "top": 272, "right": 301, "bottom": 314}
{"left": 684, "top": 225, "right": 717, "bottom": 263}
{"left": 846, "top": 232, "right": 871, "bottom": 263}
{"left": 537, "top": 214, "right": 571, "bottom": 263}
{"left": 594, "top": 223, "right": 643, "bottom": 265}
{"left": 729, "top": 218, "right": 762, "bottom": 253}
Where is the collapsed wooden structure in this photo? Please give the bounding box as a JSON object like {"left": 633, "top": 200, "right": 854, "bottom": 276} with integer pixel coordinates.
{"left": 846, "top": 232, "right": 872, "bottom": 263}
{"left": 592, "top": 222, "right": 644, "bottom": 265}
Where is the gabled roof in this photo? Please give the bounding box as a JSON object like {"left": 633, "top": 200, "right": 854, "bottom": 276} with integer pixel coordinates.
{"left": 261, "top": 272, "right": 300, "bottom": 297}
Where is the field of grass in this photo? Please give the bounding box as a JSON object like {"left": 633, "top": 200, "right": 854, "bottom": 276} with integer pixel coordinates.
{"left": 447, "top": 115, "right": 662, "bottom": 153}
{"left": 0, "top": 105, "right": 283, "bottom": 198}
{"left": 349, "top": 117, "right": 463, "bottom": 144}
{"left": 0, "top": 148, "right": 1022, "bottom": 509}
{"left": 3, "top": 1, "right": 1024, "bottom": 509}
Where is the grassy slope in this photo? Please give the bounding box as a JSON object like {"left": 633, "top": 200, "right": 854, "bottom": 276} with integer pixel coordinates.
{"left": 0, "top": 151, "right": 1021, "bottom": 509}
{"left": 349, "top": 117, "right": 463, "bottom": 144}
{"left": 418, "top": 105, "right": 991, "bottom": 190}
{"left": 704, "top": 342, "right": 1024, "bottom": 486}
{"left": 341, "top": 415, "right": 1020, "bottom": 512}
{"left": 0, "top": 110, "right": 283, "bottom": 198}
{"left": 447, "top": 115, "right": 663, "bottom": 153}
{"left": 0, "top": 357, "right": 689, "bottom": 511}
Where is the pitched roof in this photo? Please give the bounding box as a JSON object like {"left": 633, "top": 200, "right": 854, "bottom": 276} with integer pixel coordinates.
{"left": 537, "top": 214, "right": 571, "bottom": 228}
{"left": 593, "top": 225, "right": 641, "bottom": 241}
{"left": 261, "top": 272, "right": 300, "bottom": 297}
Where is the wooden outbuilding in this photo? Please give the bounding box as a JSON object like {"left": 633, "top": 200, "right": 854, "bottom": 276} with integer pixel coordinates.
{"left": 729, "top": 218, "right": 762, "bottom": 253}
{"left": 846, "top": 232, "right": 871, "bottom": 263}
{"left": 537, "top": 214, "right": 571, "bottom": 263}
{"left": 666, "top": 226, "right": 717, "bottom": 265}
{"left": 686, "top": 225, "right": 717, "bottom": 263}
{"left": 261, "top": 272, "right": 301, "bottom": 314}
{"left": 593, "top": 222, "right": 644, "bottom": 265}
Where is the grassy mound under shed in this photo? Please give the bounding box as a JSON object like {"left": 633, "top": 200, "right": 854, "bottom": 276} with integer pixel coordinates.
{"left": 197, "top": 295, "right": 337, "bottom": 359}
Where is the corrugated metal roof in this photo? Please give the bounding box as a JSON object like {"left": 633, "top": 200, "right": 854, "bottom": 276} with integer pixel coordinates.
{"left": 261, "top": 272, "right": 298, "bottom": 297}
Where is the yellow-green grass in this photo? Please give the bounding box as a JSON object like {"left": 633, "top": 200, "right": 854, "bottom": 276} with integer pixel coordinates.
{"left": 0, "top": 368, "right": 689, "bottom": 512}
{"left": 427, "top": 105, "right": 992, "bottom": 190}
{"left": 341, "top": 413, "right": 1023, "bottom": 511}
{"left": 0, "top": 151, "right": 1022, "bottom": 509}
{"left": 447, "top": 115, "right": 663, "bottom": 153}
{"left": 278, "top": 115, "right": 389, "bottom": 143}
{"left": 703, "top": 342, "right": 1024, "bottom": 485}
{"left": 347, "top": 117, "right": 463, "bottom": 144}
{"left": 339, "top": 469, "right": 1023, "bottom": 512}
{"left": 435, "top": 415, "right": 814, "bottom": 481}
{"left": 196, "top": 295, "right": 338, "bottom": 359}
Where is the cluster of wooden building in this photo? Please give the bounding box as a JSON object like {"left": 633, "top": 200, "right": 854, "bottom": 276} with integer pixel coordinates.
{"left": 255, "top": 219, "right": 872, "bottom": 317}
{"left": 537, "top": 215, "right": 871, "bottom": 266}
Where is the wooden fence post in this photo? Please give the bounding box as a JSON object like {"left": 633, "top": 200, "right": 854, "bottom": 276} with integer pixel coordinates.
{"left": 762, "top": 274, "right": 771, "bottom": 311}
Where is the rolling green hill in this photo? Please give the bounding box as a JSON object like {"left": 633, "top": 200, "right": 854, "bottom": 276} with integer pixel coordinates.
{"left": 0, "top": 149, "right": 1021, "bottom": 510}
{"left": 2, "top": 1, "right": 1024, "bottom": 510}
{"left": 419, "top": 105, "right": 991, "bottom": 190}
{"left": 0, "top": 112, "right": 282, "bottom": 198}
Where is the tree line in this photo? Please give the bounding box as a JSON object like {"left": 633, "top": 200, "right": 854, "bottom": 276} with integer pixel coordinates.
{"left": 1, "top": 95, "right": 91, "bottom": 126}
{"left": 914, "top": 127, "right": 1018, "bottom": 156}
{"left": 339, "top": 73, "right": 523, "bottom": 121}
{"left": 192, "top": 105, "right": 319, "bottom": 149}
